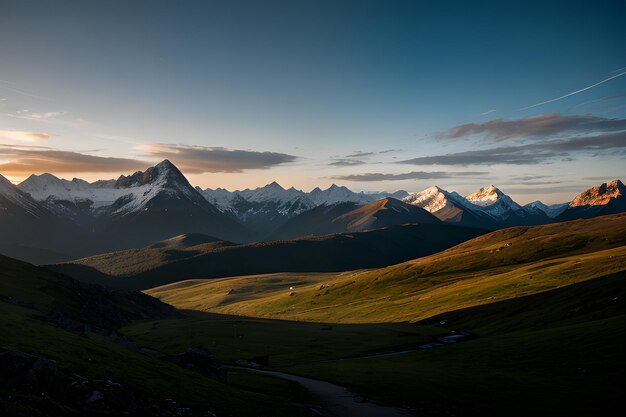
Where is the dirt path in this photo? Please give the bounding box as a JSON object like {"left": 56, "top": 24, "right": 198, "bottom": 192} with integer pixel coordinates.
{"left": 230, "top": 367, "right": 413, "bottom": 417}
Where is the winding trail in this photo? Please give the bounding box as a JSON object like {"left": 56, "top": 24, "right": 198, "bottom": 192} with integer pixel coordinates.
{"left": 229, "top": 367, "right": 413, "bottom": 417}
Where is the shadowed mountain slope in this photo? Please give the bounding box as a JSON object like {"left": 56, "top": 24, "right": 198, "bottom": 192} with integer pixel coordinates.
{"left": 268, "top": 197, "right": 440, "bottom": 240}
{"left": 51, "top": 223, "right": 485, "bottom": 291}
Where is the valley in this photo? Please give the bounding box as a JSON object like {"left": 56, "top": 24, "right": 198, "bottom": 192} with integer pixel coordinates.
{"left": 1, "top": 162, "right": 625, "bottom": 417}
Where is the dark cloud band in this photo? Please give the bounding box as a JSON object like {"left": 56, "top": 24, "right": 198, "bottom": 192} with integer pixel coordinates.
{"left": 139, "top": 144, "right": 298, "bottom": 173}
{"left": 440, "top": 113, "right": 626, "bottom": 141}
{"left": 329, "top": 170, "right": 487, "bottom": 182}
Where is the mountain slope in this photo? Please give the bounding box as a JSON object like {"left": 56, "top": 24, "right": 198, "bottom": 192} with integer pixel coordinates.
{"left": 147, "top": 213, "right": 626, "bottom": 323}
{"left": 197, "top": 182, "right": 409, "bottom": 236}
{"left": 0, "top": 174, "right": 89, "bottom": 263}
{"left": 269, "top": 197, "right": 441, "bottom": 240}
{"left": 523, "top": 200, "right": 568, "bottom": 218}
{"left": 51, "top": 223, "right": 485, "bottom": 291}
{"left": 198, "top": 182, "right": 316, "bottom": 236}
{"left": 403, "top": 186, "right": 498, "bottom": 229}
{"left": 557, "top": 179, "right": 626, "bottom": 221}
{"left": 94, "top": 160, "right": 254, "bottom": 246}
{"left": 17, "top": 160, "right": 256, "bottom": 250}
{"left": 0, "top": 254, "right": 306, "bottom": 417}
{"left": 465, "top": 185, "right": 550, "bottom": 226}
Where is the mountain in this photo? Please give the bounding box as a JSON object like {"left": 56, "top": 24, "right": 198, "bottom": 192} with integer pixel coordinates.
{"left": 51, "top": 223, "right": 485, "bottom": 291}
{"left": 196, "top": 182, "right": 409, "bottom": 236}
{"left": 0, "top": 252, "right": 301, "bottom": 417}
{"left": 17, "top": 160, "right": 254, "bottom": 249}
{"left": 524, "top": 200, "right": 568, "bottom": 218}
{"left": 403, "top": 186, "right": 497, "bottom": 229}
{"left": 198, "top": 182, "right": 316, "bottom": 235}
{"left": 0, "top": 174, "right": 87, "bottom": 263}
{"left": 465, "top": 185, "right": 550, "bottom": 226}
{"left": 268, "top": 197, "right": 441, "bottom": 240}
{"left": 557, "top": 179, "right": 626, "bottom": 221}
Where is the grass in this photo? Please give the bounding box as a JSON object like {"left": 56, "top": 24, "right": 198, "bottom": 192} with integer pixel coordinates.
{"left": 124, "top": 313, "right": 442, "bottom": 366}
{"left": 0, "top": 255, "right": 310, "bottom": 417}
{"left": 124, "top": 214, "right": 626, "bottom": 416}
{"left": 146, "top": 214, "right": 626, "bottom": 323}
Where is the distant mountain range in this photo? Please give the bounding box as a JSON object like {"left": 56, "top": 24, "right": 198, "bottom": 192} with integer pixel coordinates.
{"left": 1, "top": 159, "right": 624, "bottom": 264}
{"left": 197, "top": 182, "right": 409, "bottom": 235}
{"left": 268, "top": 197, "right": 440, "bottom": 240}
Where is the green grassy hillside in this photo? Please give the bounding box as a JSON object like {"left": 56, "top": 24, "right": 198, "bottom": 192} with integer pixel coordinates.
{"left": 123, "top": 214, "right": 626, "bottom": 416}
{"left": 0, "top": 255, "right": 309, "bottom": 417}
{"left": 147, "top": 213, "right": 626, "bottom": 323}
{"left": 53, "top": 223, "right": 485, "bottom": 290}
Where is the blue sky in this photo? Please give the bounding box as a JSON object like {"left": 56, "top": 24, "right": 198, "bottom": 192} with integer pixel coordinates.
{"left": 1, "top": 0, "right": 625, "bottom": 203}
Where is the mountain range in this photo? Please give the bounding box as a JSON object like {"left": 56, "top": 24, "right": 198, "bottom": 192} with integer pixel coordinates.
{"left": 1, "top": 159, "right": 624, "bottom": 264}
{"left": 197, "top": 182, "right": 409, "bottom": 235}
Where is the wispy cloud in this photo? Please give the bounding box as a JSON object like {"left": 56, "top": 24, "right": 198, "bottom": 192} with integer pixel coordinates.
{"left": 0, "top": 130, "right": 49, "bottom": 143}
{"left": 329, "top": 170, "right": 487, "bottom": 182}
{"left": 0, "top": 144, "right": 147, "bottom": 175}
{"left": 439, "top": 113, "right": 626, "bottom": 141}
{"left": 0, "top": 80, "right": 51, "bottom": 101}
{"left": 8, "top": 110, "right": 66, "bottom": 120}
{"left": 345, "top": 151, "right": 374, "bottom": 158}
{"left": 480, "top": 109, "right": 496, "bottom": 116}
{"left": 137, "top": 143, "right": 298, "bottom": 173}
{"left": 520, "top": 70, "right": 626, "bottom": 110}
{"left": 400, "top": 130, "right": 626, "bottom": 166}
{"left": 328, "top": 159, "right": 367, "bottom": 167}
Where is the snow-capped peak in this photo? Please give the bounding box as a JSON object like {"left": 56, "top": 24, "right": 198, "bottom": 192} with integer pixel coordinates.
{"left": 464, "top": 185, "right": 526, "bottom": 220}
{"left": 465, "top": 185, "right": 504, "bottom": 206}
{"left": 524, "top": 200, "right": 568, "bottom": 218}
{"left": 17, "top": 160, "right": 199, "bottom": 215}
{"left": 0, "top": 173, "right": 43, "bottom": 214}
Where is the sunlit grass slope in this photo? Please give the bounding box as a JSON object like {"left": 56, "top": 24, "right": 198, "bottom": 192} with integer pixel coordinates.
{"left": 147, "top": 213, "right": 626, "bottom": 323}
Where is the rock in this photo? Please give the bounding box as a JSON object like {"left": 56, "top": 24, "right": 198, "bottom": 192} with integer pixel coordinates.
{"left": 165, "top": 345, "right": 224, "bottom": 381}
{"left": 0, "top": 346, "right": 59, "bottom": 386}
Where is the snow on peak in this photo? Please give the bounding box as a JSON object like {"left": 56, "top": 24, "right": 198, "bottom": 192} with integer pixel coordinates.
{"left": 465, "top": 185, "right": 524, "bottom": 220}
{"left": 524, "top": 200, "right": 568, "bottom": 218}
{"left": 465, "top": 185, "right": 503, "bottom": 206}
{"left": 1, "top": 173, "right": 42, "bottom": 213}
{"left": 17, "top": 160, "right": 199, "bottom": 215}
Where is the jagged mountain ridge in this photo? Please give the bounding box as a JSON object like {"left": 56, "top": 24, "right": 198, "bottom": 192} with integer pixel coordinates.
{"left": 402, "top": 186, "right": 498, "bottom": 229}
{"left": 14, "top": 160, "right": 253, "bottom": 257}
{"left": 197, "top": 182, "right": 409, "bottom": 235}
{"left": 557, "top": 179, "right": 626, "bottom": 221}
{"left": 268, "top": 197, "right": 441, "bottom": 240}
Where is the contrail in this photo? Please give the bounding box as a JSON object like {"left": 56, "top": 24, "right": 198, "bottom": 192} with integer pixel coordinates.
{"left": 520, "top": 70, "right": 626, "bottom": 110}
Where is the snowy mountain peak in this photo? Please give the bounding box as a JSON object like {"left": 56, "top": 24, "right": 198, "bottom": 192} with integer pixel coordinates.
{"left": 0, "top": 173, "right": 42, "bottom": 213}
{"left": 465, "top": 185, "right": 504, "bottom": 206}
{"left": 570, "top": 179, "right": 624, "bottom": 207}
{"left": 524, "top": 200, "right": 568, "bottom": 218}
{"left": 115, "top": 160, "right": 189, "bottom": 189}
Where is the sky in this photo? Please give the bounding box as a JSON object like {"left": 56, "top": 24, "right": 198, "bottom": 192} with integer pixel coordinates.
{"left": 1, "top": 0, "right": 625, "bottom": 204}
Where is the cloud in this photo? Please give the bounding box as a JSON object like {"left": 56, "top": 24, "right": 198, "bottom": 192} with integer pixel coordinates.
{"left": 439, "top": 113, "right": 626, "bottom": 141}
{"left": 329, "top": 171, "right": 488, "bottom": 182}
{"left": 0, "top": 130, "right": 49, "bottom": 142}
{"left": 328, "top": 159, "right": 367, "bottom": 167}
{"left": 345, "top": 151, "right": 374, "bottom": 158}
{"left": 8, "top": 110, "right": 68, "bottom": 122}
{"left": 520, "top": 70, "right": 626, "bottom": 110}
{"left": 138, "top": 144, "right": 298, "bottom": 173}
{"left": 480, "top": 109, "right": 496, "bottom": 116}
{"left": 510, "top": 175, "right": 552, "bottom": 181}
{"left": 400, "top": 130, "right": 626, "bottom": 166}
{"left": 0, "top": 145, "right": 147, "bottom": 175}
